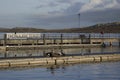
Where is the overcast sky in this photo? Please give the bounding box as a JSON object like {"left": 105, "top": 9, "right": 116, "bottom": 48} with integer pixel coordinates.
{"left": 0, "top": 0, "right": 120, "bottom": 29}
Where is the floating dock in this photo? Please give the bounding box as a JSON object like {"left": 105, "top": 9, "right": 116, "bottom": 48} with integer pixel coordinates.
{"left": 0, "top": 53, "right": 120, "bottom": 68}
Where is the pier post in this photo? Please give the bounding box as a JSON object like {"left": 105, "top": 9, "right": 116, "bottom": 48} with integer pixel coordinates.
{"left": 53, "top": 39, "right": 56, "bottom": 44}
{"left": 80, "top": 35, "right": 84, "bottom": 44}
{"left": 36, "top": 39, "right": 38, "bottom": 45}
{"left": 4, "top": 34, "right": 7, "bottom": 46}
{"left": 119, "top": 38, "right": 120, "bottom": 47}
{"left": 43, "top": 34, "right": 46, "bottom": 45}
{"left": 119, "top": 40, "right": 120, "bottom": 47}
{"left": 119, "top": 42, "right": 120, "bottom": 47}
{"left": 60, "top": 34, "right": 63, "bottom": 44}
{"left": 4, "top": 52, "right": 7, "bottom": 58}
{"left": 89, "top": 34, "right": 91, "bottom": 44}
{"left": 109, "top": 42, "right": 112, "bottom": 47}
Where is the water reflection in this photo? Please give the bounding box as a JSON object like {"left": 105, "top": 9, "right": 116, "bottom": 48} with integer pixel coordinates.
{"left": 0, "top": 62, "right": 120, "bottom": 80}
{"left": 46, "top": 65, "right": 66, "bottom": 75}
{"left": 0, "top": 47, "right": 120, "bottom": 59}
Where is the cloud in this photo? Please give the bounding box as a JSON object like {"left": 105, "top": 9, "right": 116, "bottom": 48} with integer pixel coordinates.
{"left": 81, "top": 8, "right": 120, "bottom": 22}
{"left": 35, "top": 0, "right": 84, "bottom": 16}
{"left": 0, "top": 0, "right": 120, "bottom": 29}
{"left": 63, "top": 2, "right": 83, "bottom": 15}
{"left": 80, "top": 0, "right": 120, "bottom": 13}
{"left": 79, "top": 0, "right": 120, "bottom": 23}
{"left": 24, "top": 0, "right": 120, "bottom": 29}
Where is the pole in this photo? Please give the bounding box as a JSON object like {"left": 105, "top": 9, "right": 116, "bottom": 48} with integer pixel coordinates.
{"left": 78, "top": 13, "right": 80, "bottom": 27}
{"left": 60, "top": 34, "right": 63, "bottom": 44}
{"left": 119, "top": 41, "right": 120, "bottom": 47}
{"left": 89, "top": 34, "right": 91, "bottom": 44}
{"left": 4, "top": 34, "right": 7, "bottom": 46}
{"left": 43, "top": 34, "right": 46, "bottom": 45}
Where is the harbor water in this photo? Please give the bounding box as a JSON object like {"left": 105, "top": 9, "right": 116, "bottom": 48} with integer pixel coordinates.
{"left": 0, "top": 46, "right": 120, "bottom": 58}
{"left": 0, "top": 61, "right": 120, "bottom": 80}
{"left": 0, "top": 46, "right": 120, "bottom": 80}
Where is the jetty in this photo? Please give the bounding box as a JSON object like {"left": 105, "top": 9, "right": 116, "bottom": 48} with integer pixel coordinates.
{"left": 0, "top": 33, "right": 120, "bottom": 50}
{"left": 0, "top": 53, "right": 120, "bottom": 68}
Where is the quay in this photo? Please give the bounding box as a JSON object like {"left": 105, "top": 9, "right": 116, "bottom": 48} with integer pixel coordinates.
{"left": 0, "top": 33, "right": 120, "bottom": 50}
{"left": 0, "top": 53, "right": 120, "bottom": 68}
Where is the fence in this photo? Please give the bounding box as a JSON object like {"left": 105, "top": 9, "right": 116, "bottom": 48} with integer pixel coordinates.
{"left": 0, "top": 33, "right": 120, "bottom": 46}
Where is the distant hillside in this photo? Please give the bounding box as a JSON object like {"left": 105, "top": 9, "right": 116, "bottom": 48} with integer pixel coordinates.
{"left": 0, "top": 27, "right": 46, "bottom": 33}
{"left": 82, "top": 22, "right": 120, "bottom": 33}
{"left": 0, "top": 22, "right": 120, "bottom": 33}
{"left": 65, "top": 22, "right": 120, "bottom": 33}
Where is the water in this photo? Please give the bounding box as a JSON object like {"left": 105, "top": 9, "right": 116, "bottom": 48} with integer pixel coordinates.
{"left": 0, "top": 62, "right": 120, "bottom": 80}
{"left": 0, "top": 47, "right": 120, "bottom": 58}
{"left": 0, "top": 47, "right": 120, "bottom": 80}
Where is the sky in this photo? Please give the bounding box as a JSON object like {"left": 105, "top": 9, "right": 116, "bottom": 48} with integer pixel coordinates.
{"left": 0, "top": 0, "right": 120, "bottom": 29}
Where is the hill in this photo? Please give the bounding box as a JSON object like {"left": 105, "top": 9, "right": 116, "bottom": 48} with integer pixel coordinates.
{"left": 0, "top": 22, "right": 120, "bottom": 33}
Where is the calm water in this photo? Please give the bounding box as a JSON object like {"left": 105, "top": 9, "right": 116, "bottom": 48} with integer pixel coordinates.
{"left": 0, "top": 62, "right": 120, "bottom": 80}
{"left": 0, "top": 47, "right": 120, "bottom": 80}
{"left": 0, "top": 47, "right": 120, "bottom": 58}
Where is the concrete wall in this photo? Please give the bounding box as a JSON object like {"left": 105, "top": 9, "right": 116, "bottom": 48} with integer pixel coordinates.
{"left": 0, "top": 54, "right": 120, "bottom": 68}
